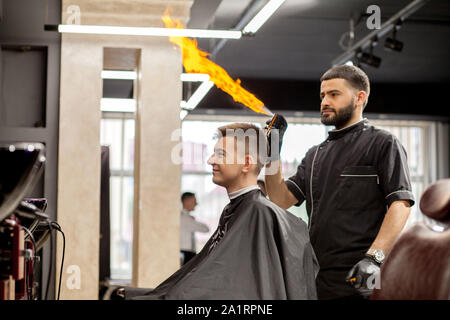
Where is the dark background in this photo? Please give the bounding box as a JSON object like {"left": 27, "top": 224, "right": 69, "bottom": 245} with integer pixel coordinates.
{"left": 187, "top": 0, "right": 450, "bottom": 117}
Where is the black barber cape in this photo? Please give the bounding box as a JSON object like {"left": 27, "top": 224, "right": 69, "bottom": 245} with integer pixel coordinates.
{"left": 125, "top": 189, "right": 319, "bottom": 300}
{"left": 285, "top": 118, "right": 415, "bottom": 299}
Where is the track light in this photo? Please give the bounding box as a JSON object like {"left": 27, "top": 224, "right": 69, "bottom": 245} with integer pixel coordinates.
{"left": 356, "top": 39, "right": 381, "bottom": 68}
{"left": 332, "top": 0, "right": 428, "bottom": 66}
{"left": 384, "top": 21, "right": 403, "bottom": 52}
{"left": 357, "top": 52, "right": 381, "bottom": 68}
{"left": 384, "top": 37, "right": 403, "bottom": 52}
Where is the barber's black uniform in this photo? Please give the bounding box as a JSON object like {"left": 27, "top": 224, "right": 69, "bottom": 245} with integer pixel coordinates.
{"left": 286, "top": 118, "right": 415, "bottom": 299}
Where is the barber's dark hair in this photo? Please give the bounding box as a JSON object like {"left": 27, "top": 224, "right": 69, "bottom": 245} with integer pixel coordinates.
{"left": 320, "top": 65, "right": 370, "bottom": 108}
{"left": 181, "top": 192, "right": 195, "bottom": 202}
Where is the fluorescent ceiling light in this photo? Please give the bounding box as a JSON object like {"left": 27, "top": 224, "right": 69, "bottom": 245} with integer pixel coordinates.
{"left": 101, "top": 70, "right": 137, "bottom": 80}
{"left": 243, "top": 0, "right": 286, "bottom": 34}
{"left": 101, "top": 98, "right": 136, "bottom": 113}
{"left": 180, "top": 81, "right": 214, "bottom": 110}
{"left": 57, "top": 24, "right": 242, "bottom": 39}
{"left": 180, "top": 73, "right": 210, "bottom": 82}
{"left": 180, "top": 110, "right": 189, "bottom": 120}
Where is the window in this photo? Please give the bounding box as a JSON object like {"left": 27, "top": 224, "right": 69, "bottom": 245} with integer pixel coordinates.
{"left": 100, "top": 114, "right": 135, "bottom": 280}
{"left": 181, "top": 116, "right": 438, "bottom": 253}
{"left": 181, "top": 121, "right": 236, "bottom": 252}
{"left": 180, "top": 118, "right": 327, "bottom": 251}
{"left": 370, "top": 119, "right": 436, "bottom": 229}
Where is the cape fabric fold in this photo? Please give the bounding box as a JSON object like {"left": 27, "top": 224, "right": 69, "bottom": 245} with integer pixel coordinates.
{"left": 126, "top": 190, "right": 319, "bottom": 300}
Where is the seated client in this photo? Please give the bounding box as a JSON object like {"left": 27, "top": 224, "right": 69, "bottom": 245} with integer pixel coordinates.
{"left": 125, "top": 123, "right": 319, "bottom": 300}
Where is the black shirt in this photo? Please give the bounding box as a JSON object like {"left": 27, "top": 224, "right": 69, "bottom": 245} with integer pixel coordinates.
{"left": 286, "top": 118, "right": 415, "bottom": 299}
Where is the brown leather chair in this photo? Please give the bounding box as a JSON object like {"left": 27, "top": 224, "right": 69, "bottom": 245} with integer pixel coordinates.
{"left": 371, "top": 179, "right": 450, "bottom": 300}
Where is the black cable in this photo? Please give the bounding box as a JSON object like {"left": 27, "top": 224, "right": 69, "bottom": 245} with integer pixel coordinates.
{"left": 21, "top": 226, "right": 37, "bottom": 300}
{"left": 51, "top": 221, "right": 65, "bottom": 300}
{"left": 44, "top": 219, "right": 53, "bottom": 300}
{"left": 21, "top": 226, "right": 37, "bottom": 254}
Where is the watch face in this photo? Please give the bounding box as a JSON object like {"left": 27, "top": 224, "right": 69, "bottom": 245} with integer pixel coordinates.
{"left": 374, "top": 250, "right": 385, "bottom": 262}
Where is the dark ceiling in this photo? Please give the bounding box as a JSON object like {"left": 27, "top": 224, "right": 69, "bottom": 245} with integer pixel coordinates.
{"left": 189, "top": 0, "right": 450, "bottom": 83}
{"left": 186, "top": 0, "right": 450, "bottom": 116}
{"left": 1, "top": 0, "right": 448, "bottom": 117}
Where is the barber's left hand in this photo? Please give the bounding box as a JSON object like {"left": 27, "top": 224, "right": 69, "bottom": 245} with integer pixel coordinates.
{"left": 265, "top": 114, "right": 287, "bottom": 161}
{"left": 345, "top": 256, "right": 381, "bottom": 298}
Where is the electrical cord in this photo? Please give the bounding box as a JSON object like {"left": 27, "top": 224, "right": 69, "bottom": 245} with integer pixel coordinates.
{"left": 21, "top": 225, "right": 37, "bottom": 254}
{"left": 14, "top": 218, "right": 65, "bottom": 300}
{"left": 21, "top": 225, "right": 36, "bottom": 300}
{"left": 44, "top": 219, "right": 53, "bottom": 300}
{"left": 50, "top": 221, "right": 65, "bottom": 300}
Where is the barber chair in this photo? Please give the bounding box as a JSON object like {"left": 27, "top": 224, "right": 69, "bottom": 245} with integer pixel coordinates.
{"left": 371, "top": 179, "right": 450, "bottom": 300}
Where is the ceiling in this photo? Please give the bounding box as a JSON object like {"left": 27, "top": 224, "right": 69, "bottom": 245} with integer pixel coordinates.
{"left": 188, "top": 0, "right": 450, "bottom": 83}
{"left": 1, "top": 0, "right": 448, "bottom": 116}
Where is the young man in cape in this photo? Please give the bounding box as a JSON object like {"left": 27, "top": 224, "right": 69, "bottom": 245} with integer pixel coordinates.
{"left": 122, "top": 123, "right": 318, "bottom": 300}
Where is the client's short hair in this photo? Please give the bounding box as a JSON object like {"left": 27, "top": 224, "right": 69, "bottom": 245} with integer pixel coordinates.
{"left": 216, "top": 123, "right": 266, "bottom": 174}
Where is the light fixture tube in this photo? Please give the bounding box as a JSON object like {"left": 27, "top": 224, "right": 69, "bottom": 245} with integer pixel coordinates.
{"left": 100, "top": 98, "right": 136, "bottom": 113}
{"left": 180, "top": 81, "right": 214, "bottom": 110}
{"left": 242, "top": 0, "right": 286, "bottom": 34}
{"left": 101, "top": 70, "right": 137, "bottom": 80}
{"left": 180, "top": 110, "right": 189, "bottom": 120}
{"left": 57, "top": 24, "right": 242, "bottom": 39}
{"left": 180, "top": 73, "right": 210, "bottom": 82}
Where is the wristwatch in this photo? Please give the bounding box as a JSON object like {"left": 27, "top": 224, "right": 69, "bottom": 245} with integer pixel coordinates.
{"left": 366, "top": 249, "right": 385, "bottom": 264}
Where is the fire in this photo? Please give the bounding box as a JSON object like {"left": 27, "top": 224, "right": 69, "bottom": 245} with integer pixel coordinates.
{"left": 162, "top": 10, "right": 268, "bottom": 115}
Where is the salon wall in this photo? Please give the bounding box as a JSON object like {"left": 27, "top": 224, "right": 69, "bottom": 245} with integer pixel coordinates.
{"left": 57, "top": 0, "right": 192, "bottom": 299}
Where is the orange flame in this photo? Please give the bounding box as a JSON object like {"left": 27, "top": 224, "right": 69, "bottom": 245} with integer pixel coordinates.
{"left": 162, "top": 10, "right": 268, "bottom": 115}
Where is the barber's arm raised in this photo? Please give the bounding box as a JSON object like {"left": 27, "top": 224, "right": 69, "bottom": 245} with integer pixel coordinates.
{"left": 264, "top": 115, "right": 299, "bottom": 209}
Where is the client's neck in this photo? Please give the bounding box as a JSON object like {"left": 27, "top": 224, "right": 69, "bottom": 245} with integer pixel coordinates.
{"left": 226, "top": 175, "right": 258, "bottom": 194}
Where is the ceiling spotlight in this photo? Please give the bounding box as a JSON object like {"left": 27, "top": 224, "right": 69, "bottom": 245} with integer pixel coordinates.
{"left": 357, "top": 52, "right": 381, "bottom": 68}
{"left": 384, "top": 21, "right": 403, "bottom": 52}
{"left": 356, "top": 39, "right": 381, "bottom": 68}
{"left": 384, "top": 37, "right": 403, "bottom": 52}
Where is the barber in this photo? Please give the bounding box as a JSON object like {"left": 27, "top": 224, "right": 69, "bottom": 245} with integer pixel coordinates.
{"left": 264, "top": 65, "right": 415, "bottom": 300}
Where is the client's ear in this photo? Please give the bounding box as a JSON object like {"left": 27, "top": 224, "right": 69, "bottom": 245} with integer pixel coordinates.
{"left": 242, "top": 154, "right": 256, "bottom": 173}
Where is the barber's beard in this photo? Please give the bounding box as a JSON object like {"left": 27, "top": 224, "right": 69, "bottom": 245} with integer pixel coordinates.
{"left": 320, "top": 99, "right": 355, "bottom": 128}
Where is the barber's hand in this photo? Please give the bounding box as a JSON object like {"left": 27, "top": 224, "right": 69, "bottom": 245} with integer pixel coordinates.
{"left": 265, "top": 114, "right": 287, "bottom": 161}
{"left": 345, "top": 255, "right": 381, "bottom": 298}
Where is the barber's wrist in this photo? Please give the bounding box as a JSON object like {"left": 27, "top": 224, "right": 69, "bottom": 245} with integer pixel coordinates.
{"left": 366, "top": 249, "right": 385, "bottom": 265}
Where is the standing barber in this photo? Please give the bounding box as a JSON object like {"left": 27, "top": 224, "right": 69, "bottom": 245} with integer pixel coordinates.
{"left": 265, "top": 65, "right": 415, "bottom": 299}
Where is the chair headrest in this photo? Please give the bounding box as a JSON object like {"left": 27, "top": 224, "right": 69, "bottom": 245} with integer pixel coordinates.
{"left": 419, "top": 179, "right": 450, "bottom": 222}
